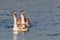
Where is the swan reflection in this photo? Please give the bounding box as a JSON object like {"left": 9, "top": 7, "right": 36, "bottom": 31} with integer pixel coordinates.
{"left": 13, "top": 31, "right": 18, "bottom": 40}
{"left": 22, "top": 32, "right": 27, "bottom": 40}
{"left": 13, "top": 31, "right": 27, "bottom": 40}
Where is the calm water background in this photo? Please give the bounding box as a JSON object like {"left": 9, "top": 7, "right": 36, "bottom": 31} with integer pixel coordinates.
{"left": 0, "top": 0, "right": 60, "bottom": 40}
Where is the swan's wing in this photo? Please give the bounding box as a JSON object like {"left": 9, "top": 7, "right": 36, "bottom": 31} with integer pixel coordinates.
{"left": 17, "top": 18, "right": 21, "bottom": 26}
{"left": 25, "top": 18, "right": 30, "bottom": 27}
{"left": 25, "top": 18, "right": 30, "bottom": 24}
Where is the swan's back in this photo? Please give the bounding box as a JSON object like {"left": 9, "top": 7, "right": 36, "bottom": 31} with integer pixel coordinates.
{"left": 17, "top": 18, "right": 30, "bottom": 27}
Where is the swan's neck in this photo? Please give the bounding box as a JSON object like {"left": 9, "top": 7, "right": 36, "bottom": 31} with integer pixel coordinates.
{"left": 21, "top": 13, "right": 25, "bottom": 24}
{"left": 13, "top": 13, "right": 18, "bottom": 31}
{"left": 21, "top": 13, "right": 25, "bottom": 28}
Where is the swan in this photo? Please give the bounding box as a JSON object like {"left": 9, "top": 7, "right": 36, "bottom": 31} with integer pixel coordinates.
{"left": 17, "top": 11, "right": 30, "bottom": 32}
{"left": 13, "top": 11, "right": 30, "bottom": 32}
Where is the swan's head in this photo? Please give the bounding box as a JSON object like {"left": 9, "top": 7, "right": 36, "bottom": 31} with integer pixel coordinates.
{"left": 13, "top": 11, "right": 17, "bottom": 16}
{"left": 21, "top": 10, "right": 25, "bottom": 16}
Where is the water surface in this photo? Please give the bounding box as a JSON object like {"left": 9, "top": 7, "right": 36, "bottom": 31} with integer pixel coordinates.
{"left": 0, "top": 0, "right": 60, "bottom": 40}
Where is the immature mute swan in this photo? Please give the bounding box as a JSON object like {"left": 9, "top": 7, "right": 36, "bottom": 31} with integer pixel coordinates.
{"left": 17, "top": 11, "right": 30, "bottom": 32}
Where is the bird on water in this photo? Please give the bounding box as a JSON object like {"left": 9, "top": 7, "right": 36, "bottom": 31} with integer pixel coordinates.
{"left": 13, "top": 10, "right": 30, "bottom": 32}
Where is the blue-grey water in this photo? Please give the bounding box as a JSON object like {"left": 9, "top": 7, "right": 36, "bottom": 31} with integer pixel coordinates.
{"left": 0, "top": 0, "right": 60, "bottom": 40}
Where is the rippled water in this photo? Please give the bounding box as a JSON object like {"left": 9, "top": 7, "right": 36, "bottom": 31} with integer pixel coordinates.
{"left": 0, "top": 0, "right": 60, "bottom": 40}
